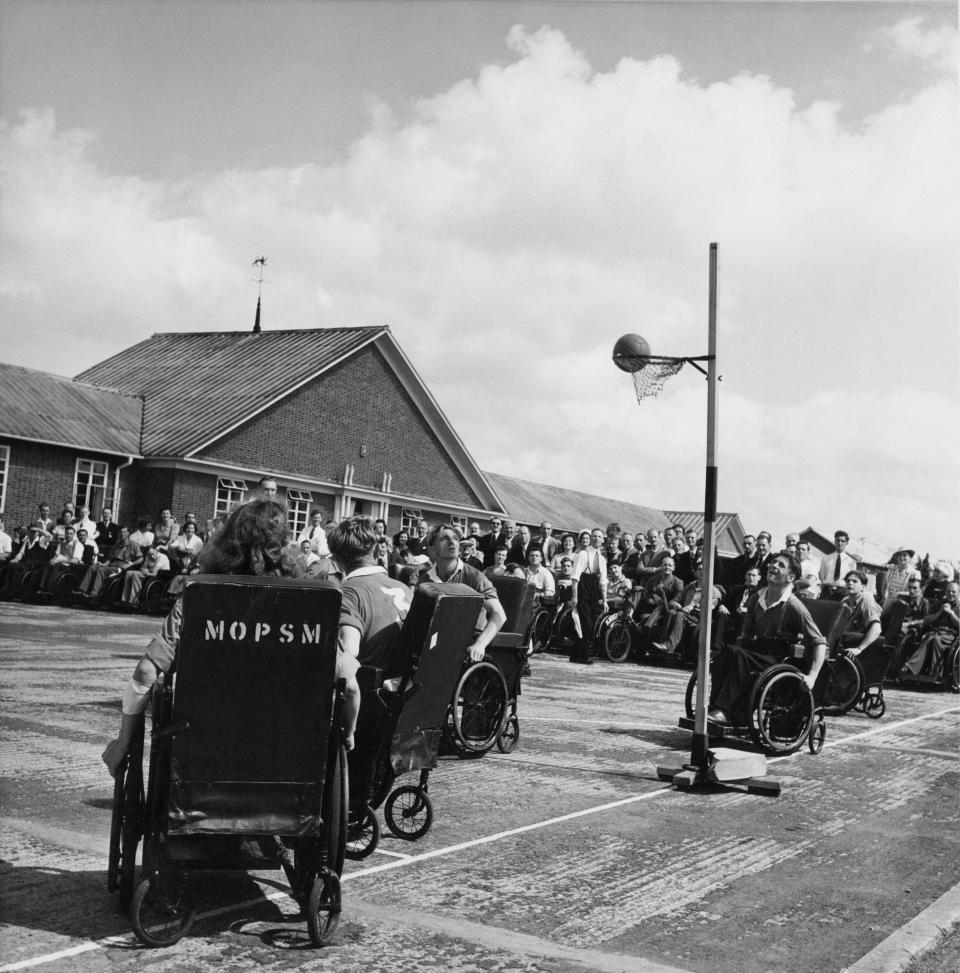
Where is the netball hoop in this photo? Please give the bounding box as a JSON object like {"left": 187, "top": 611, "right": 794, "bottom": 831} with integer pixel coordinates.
{"left": 614, "top": 246, "right": 780, "bottom": 797}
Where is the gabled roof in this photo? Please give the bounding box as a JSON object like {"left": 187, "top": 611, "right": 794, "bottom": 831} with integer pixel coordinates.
{"left": 0, "top": 363, "right": 142, "bottom": 455}
{"left": 664, "top": 510, "right": 745, "bottom": 557}
{"left": 76, "top": 328, "right": 385, "bottom": 457}
{"left": 484, "top": 471, "right": 670, "bottom": 535}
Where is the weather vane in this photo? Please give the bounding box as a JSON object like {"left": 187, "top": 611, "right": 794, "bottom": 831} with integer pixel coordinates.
{"left": 251, "top": 256, "right": 268, "bottom": 333}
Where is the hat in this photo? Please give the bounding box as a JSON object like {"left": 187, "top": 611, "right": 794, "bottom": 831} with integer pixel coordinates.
{"left": 892, "top": 546, "right": 916, "bottom": 559}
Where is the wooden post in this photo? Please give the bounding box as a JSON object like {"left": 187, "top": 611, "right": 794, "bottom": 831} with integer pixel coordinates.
{"left": 691, "top": 242, "right": 719, "bottom": 769}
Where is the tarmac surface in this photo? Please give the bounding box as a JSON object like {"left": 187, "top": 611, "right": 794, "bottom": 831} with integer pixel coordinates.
{"left": 1, "top": 601, "right": 958, "bottom": 972}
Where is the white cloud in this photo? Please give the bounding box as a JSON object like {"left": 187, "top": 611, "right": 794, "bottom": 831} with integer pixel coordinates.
{"left": 865, "top": 15, "right": 958, "bottom": 76}
{"left": 1, "top": 26, "right": 957, "bottom": 555}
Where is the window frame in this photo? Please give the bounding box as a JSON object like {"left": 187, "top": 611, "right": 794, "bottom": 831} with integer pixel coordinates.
{"left": 215, "top": 477, "right": 248, "bottom": 518}
{"left": 286, "top": 488, "right": 314, "bottom": 538}
{"left": 73, "top": 457, "right": 110, "bottom": 513}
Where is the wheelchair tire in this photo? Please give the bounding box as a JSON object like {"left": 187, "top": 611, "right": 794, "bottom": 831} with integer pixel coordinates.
{"left": 531, "top": 609, "right": 553, "bottom": 653}
{"left": 602, "top": 618, "right": 633, "bottom": 663}
{"left": 385, "top": 785, "right": 434, "bottom": 840}
{"left": 808, "top": 718, "right": 826, "bottom": 755}
{"left": 307, "top": 869, "right": 341, "bottom": 947}
{"left": 749, "top": 664, "right": 814, "bottom": 756}
{"left": 449, "top": 661, "right": 508, "bottom": 755}
{"left": 949, "top": 645, "right": 960, "bottom": 694}
{"left": 496, "top": 712, "right": 520, "bottom": 753}
{"left": 863, "top": 690, "right": 886, "bottom": 719}
{"left": 821, "top": 654, "right": 861, "bottom": 716}
{"left": 130, "top": 873, "right": 197, "bottom": 948}
{"left": 345, "top": 805, "right": 380, "bottom": 860}
{"left": 684, "top": 672, "right": 697, "bottom": 720}
{"left": 324, "top": 744, "right": 348, "bottom": 877}
{"left": 143, "top": 578, "right": 172, "bottom": 616}
{"left": 553, "top": 606, "right": 577, "bottom": 650}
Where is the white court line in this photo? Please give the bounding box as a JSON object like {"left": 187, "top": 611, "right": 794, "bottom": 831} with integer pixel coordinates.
{"left": 4, "top": 703, "right": 957, "bottom": 973}
{"left": 523, "top": 716, "right": 672, "bottom": 729}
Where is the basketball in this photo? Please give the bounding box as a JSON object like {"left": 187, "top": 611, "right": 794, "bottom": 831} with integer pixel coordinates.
{"left": 612, "top": 334, "right": 651, "bottom": 372}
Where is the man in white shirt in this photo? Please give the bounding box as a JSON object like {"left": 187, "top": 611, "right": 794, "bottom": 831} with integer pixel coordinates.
{"left": 298, "top": 510, "right": 332, "bottom": 557}
{"left": 795, "top": 540, "right": 822, "bottom": 600}
{"left": 570, "top": 528, "right": 607, "bottom": 664}
{"left": 0, "top": 517, "right": 12, "bottom": 563}
{"left": 819, "top": 530, "right": 858, "bottom": 600}
{"left": 39, "top": 525, "right": 84, "bottom": 592}
{"left": 524, "top": 548, "right": 556, "bottom": 599}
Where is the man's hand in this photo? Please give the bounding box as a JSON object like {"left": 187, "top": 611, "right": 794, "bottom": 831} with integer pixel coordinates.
{"left": 467, "top": 642, "right": 486, "bottom": 663}
{"left": 802, "top": 672, "right": 817, "bottom": 690}
{"left": 718, "top": 605, "right": 730, "bottom": 616}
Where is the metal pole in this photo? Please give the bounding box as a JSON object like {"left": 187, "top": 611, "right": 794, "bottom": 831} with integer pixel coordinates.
{"left": 691, "top": 242, "right": 719, "bottom": 769}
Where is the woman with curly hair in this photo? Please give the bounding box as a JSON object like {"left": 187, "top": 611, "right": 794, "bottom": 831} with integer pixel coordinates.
{"left": 102, "top": 499, "right": 360, "bottom": 776}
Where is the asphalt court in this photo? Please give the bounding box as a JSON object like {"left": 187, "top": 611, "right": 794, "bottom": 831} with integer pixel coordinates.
{"left": 1, "top": 603, "right": 958, "bottom": 972}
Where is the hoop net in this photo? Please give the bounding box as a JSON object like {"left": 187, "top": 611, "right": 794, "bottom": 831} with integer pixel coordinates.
{"left": 619, "top": 356, "right": 685, "bottom": 401}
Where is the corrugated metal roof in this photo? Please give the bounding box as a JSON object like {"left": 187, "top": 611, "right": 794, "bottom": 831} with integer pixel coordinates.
{"left": 75, "top": 328, "right": 385, "bottom": 456}
{"left": 664, "top": 510, "right": 746, "bottom": 556}
{"left": 0, "top": 363, "right": 142, "bottom": 455}
{"left": 483, "top": 471, "right": 671, "bottom": 535}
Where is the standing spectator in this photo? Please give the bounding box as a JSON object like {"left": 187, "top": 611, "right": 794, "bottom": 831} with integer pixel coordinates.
{"left": 628, "top": 528, "right": 668, "bottom": 583}
{"left": 256, "top": 475, "right": 279, "bottom": 498}
{"left": 550, "top": 533, "right": 577, "bottom": 573}
{"left": 94, "top": 507, "right": 121, "bottom": 551}
{"left": 510, "top": 525, "right": 536, "bottom": 567}
{"left": 73, "top": 505, "right": 97, "bottom": 539}
{"left": 882, "top": 546, "right": 921, "bottom": 609}
{"left": 570, "top": 528, "right": 607, "bottom": 664}
{"left": 202, "top": 517, "right": 222, "bottom": 542}
{"left": 460, "top": 536, "right": 485, "bottom": 571}
{"left": 0, "top": 516, "right": 12, "bottom": 565}
{"left": 45, "top": 507, "right": 74, "bottom": 546}
{"left": 36, "top": 503, "right": 55, "bottom": 536}
{"left": 619, "top": 532, "right": 635, "bottom": 557}
{"left": 478, "top": 516, "right": 505, "bottom": 567}
{"left": 406, "top": 519, "right": 431, "bottom": 556}
{"left": 533, "top": 521, "right": 560, "bottom": 563}
{"left": 724, "top": 534, "right": 762, "bottom": 589}
{"left": 819, "top": 530, "right": 858, "bottom": 601}
{"left": 298, "top": 509, "right": 332, "bottom": 570}
{"left": 795, "top": 541, "right": 821, "bottom": 600}
{"left": 755, "top": 532, "right": 775, "bottom": 579}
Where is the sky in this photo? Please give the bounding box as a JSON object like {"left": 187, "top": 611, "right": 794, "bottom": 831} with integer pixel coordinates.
{"left": 1, "top": 1, "right": 958, "bottom": 558}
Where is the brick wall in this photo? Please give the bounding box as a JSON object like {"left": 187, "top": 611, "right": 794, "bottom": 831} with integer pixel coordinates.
{"left": 1, "top": 439, "right": 78, "bottom": 527}
{"left": 197, "top": 346, "right": 481, "bottom": 508}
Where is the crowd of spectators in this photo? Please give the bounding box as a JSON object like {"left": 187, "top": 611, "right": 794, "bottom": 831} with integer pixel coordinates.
{"left": 0, "top": 496, "right": 955, "bottom": 685}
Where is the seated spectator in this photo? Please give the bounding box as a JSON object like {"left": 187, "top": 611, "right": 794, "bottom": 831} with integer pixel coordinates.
{"left": 202, "top": 517, "right": 223, "bottom": 542}
{"left": 484, "top": 546, "right": 510, "bottom": 578}
{"left": 837, "top": 570, "right": 882, "bottom": 655}
{"left": 290, "top": 538, "right": 324, "bottom": 579}
{"left": 922, "top": 561, "right": 955, "bottom": 611}
{"left": 882, "top": 546, "right": 921, "bottom": 610}
{"left": 39, "top": 525, "right": 84, "bottom": 593}
{"left": 0, "top": 517, "right": 12, "bottom": 583}
{"left": 794, "top": 541, "right": 821, "bottom": 600}
{"left": 406, "top": 519, "right": 430, "bottom": 556}
{"left": 78, "top": 526, "right": 142, "bottom": 600}
{"left": 524, "top": 548, "right": 555, "bottom": 600}
{"left": 555, "top": 557, "right": 576, "bottom": 605}
{"left": 371, "top": 538, "right": 392, "bottom": 573}
{"left": 607, "top": 562, "right": 633, "bottom": 601}
{"left": 504, "top": 563, "right": 526, "bottom": 579}
{"left": 637, "top": 556, "right": 684, "bottom": 652}
{"left": 94, "top": 506, "right": 121, "bottom": 551}
{"left": 75, "top": 528, "right": 100, "bottom": 566}
{"left": 676, "top": 564, "right": 728, "bottom": 662}
{"left": 618, "top": 532, "right": 635, "bottom": 557}
{"left": 45, "top": 507, "right": 75, "bottom": 546}
{"left": 165, "top": 522, "right": 205, "bottom": 596}
{"left": 298, "top": 509, "right": 333, "bottom": 573}
{"left": 152, "top": 509, "right": 180, "bottom": 552}
{"left": 604, "top": 538, "right": 624, "bottom": 567}
{"left": 900, "top": 581, "right": 959, "bottom": 682}
{"left": 550, "top": 534, "right": 577, "bottom": 573}
{"left": 121, "top": 546, "right": 171, "bottom": 608}
{"left": 36, "top": 503, "right": 55, "bottom": 537}
{"left": 533, "top": 521, "right": 560, "bottom": 563}
{"left": 509, "top": 525, "right": 536, "bottom": 567}
{"left": 129, "top": 517, "right": 155, "bottom": 551}
{"left": 709, "top": 553, "right": 826, "bottom": 725}
{"left": 893, "top": 578, "right": 929, "bottom": 644}
{"left": 3, "top": 525, "right": 48, "bottom": 592}
{"left": 628, "top": 528, "right": 670, "bottom": 584}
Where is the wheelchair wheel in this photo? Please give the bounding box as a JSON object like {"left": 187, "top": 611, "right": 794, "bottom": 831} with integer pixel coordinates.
{"left": 108, "top": 752, "right": 143, "bottom": 911}
{"left": 130, "top": 872, "right": 197, "bottom": 948}
{"left": 496, "top": 711, "right": 520, "bottom": 753}
{"left": 324, "top": 744, "right": 348, "bottom": 877}
{"left": 948, "top": 645, "right": 960, "bottom": 693}
{"left": 821, "top": 654, "right": 861, "bottom": 716}
{"left": 862, "top": 688, "right": 886, "bottom": 719}
{"left": 345, "top": 805, "right": 380, "bottom": 860}
{"left": 143, "top": 578, "right": 172, "bottom": 616}
{"left": 808, "top": 718, "right": 827, "bottom": 755}
{"left": 385, "top": 785, "right": 434, "bottom": 840}
{"left": 307, "top": 869, "right": 341, "bottom": 946}
{"left": 554, "top": 606, "right": 577, "bottom": 650}
{"left": 602, "top": 618, "right": 633, "bottom": 663}
{"left": 749, "top": 665, "right": 814, "bottom": 756}
{"left": 450, "top": 661, "right": 508, "bottom": 755}
{"left": 531, "top": 609, "right": 553, "bottom": 653}
{"left": 684, "top": 672, "right": 697, "bottom": 720}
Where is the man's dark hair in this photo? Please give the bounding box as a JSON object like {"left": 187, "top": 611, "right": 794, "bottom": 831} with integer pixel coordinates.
{"left": 834, "top": 530, "right": 849, "bottom": 542}
{"left": 425, "top": 523, "right": 462, "bottom": 550}
{"left": 844, "top": 569, "right": 868, "bottom": 586}
{"left": 778, "top": 552, "right": 802, "bottom": 581}
{"left": 328, "top": 516, "right": 377, "bottom": 566}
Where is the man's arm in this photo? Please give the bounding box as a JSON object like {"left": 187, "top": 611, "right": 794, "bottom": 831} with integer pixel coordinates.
{"left": 468, "top": 596, "right": 506, "bottom": 662}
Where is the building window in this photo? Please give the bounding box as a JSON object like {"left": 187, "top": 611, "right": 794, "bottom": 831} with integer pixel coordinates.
{"left": 450, "top": 515, "right": 467, "bottom": 535}
{"left": 0, "top": 444, "right": 8, "bottom": 513}
{"left": 215, "top": 477, "right": 248, "bottom": 518}
{"left": 74, "top": 458, "right": 109, "bottom": 513}
{"left": 401, "top": 507, "right": 423, "bottom": 534}
{"left": 287, "top": 489, "right": 313, "bottom": 538}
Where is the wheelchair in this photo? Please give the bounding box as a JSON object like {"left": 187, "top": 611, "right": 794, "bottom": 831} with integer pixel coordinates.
{"left": 594, "top": 588, "right": 643, "bottom": 663}
{"left": 345, "top": 582, "right": 483, "bottom": 860}
{"left": 528, "top": 593, "right": 558, "bottom": 653}
{"left": 680, "top": 599, "right": 848, "bottom": 756}
{"left": 107, "top": 577, "right": 349, "bottom": 947}
{"left": 820, "top": 600, "right": 907, "bottom": 719}
{"left": 443, "top": 574, "right": 537, "bottom": 758}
